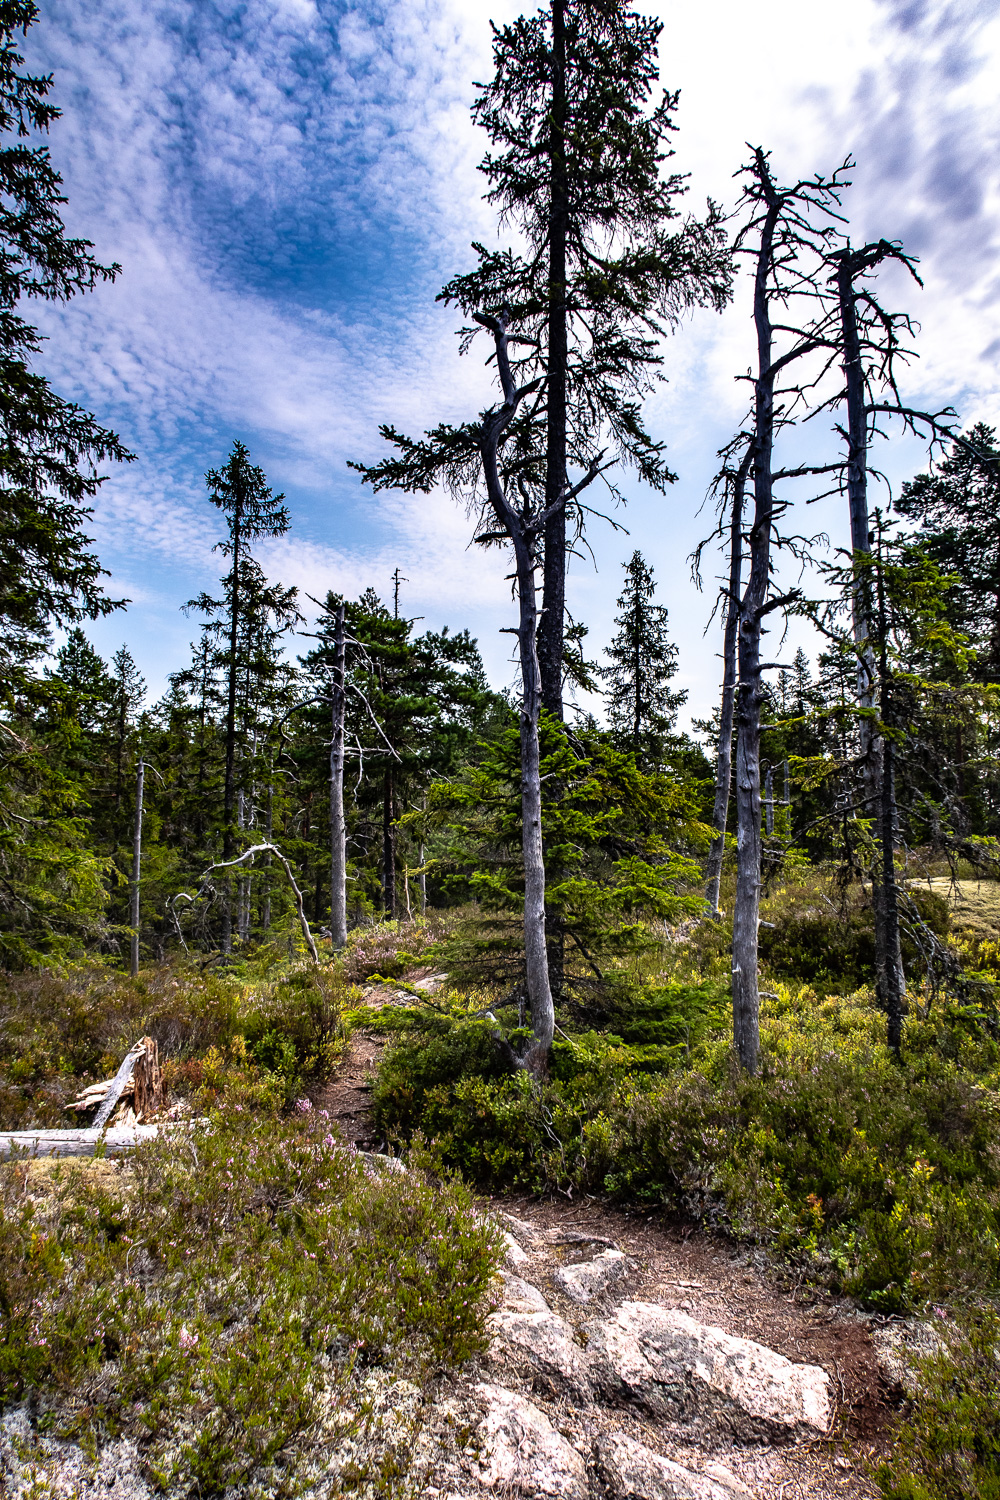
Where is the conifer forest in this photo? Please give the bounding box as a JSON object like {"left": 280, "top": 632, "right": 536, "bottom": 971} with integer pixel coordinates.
{"left": 2, "top": 2, "right": 1000, "bottom": 1497}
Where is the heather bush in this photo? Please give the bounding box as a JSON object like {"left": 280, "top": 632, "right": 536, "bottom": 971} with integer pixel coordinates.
{"left": 0, "top": 1105, "right": 500, "bottom": 1494}
{"left": 0, "top": 958, "right": 349, "bottom": 1128}
{"left": 876, "top": 1306, "right": 1000, "bottom": 1500}
{"left": 372, "top": 983, "right": 1000, "bottom": 1309}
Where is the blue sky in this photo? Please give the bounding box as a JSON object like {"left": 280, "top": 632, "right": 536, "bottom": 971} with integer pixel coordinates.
{"left": 24, "top": 0, "right": 1000, "bottom": 727}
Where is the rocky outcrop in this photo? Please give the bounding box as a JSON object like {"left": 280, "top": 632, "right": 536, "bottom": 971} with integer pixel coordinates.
{"left": 487, "top": 1306, "right": 592, "bottom": 1396}
{"left": 584, "top": 1302, "right": 832, "bottom": 1442}
{"left": 593, "top": 1433, "right": 754, "bottom": 1500}
{"left": 555, "top": 1247, "right": 631, "bottom": 1304}
{"left": 871, "top": 1317, "right": 947, "bottom": 1396}
{"left": 472, "top": 1383, "right": 589, "bottom": 1500}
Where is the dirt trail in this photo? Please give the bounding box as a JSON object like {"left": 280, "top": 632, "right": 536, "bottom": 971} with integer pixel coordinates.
{"left": 316, "top": 969, "right": 897, "bottom": 1497}
{"left": 312, "top": 966, "right": 448, "bottom": 1144}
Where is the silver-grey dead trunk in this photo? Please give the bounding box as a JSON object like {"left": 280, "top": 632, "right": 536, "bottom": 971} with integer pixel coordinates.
{"left": 329, "top": 601, "right": 348, "bottom": 949}
{"left": 130, "top": 757, "right": 145, "bottom": 979}
{"left": 731, "top": 184, "right": 782, "bottom": 1077}
{"left": 705, "top": 446, "right": 751, "bottom": 916}
{"left": 833, "top": 245, "right": 906, "bottom": 1041}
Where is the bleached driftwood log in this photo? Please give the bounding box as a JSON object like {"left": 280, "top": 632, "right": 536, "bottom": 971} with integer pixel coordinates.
{"left": 0, "top": 1124, "right": 165, "bottom": 1159}
{"left": 5, "top": 1038, "right": 171, "bottom": 1158}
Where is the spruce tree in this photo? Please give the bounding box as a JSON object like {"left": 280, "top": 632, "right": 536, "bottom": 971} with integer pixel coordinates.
{"left": 896, "top": 425, "right": 1000, "bottom": 683}
{"left": 107, "top": 645, "right": 146, "bottom": 823}
{"left": 0, "top": 2, "right": 131, "bottom": 692}
{"left": 602, "top": 550, "right": 684, "bottom": 770}
{"left": 192, "top": 442, "right": 294, "bottom": 948}
{"left": 440, "top": 0, "right": 731, "bottom": 719}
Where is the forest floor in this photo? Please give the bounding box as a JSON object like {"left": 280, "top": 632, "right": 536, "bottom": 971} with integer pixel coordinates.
{"left": 315, "top": 966, "right": 900, "bottom": 1500}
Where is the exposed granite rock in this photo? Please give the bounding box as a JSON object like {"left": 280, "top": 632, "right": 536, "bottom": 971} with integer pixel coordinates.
{"left": 487, "top": 1307, "right": 592, "bottom": 1396}
{"left": 472, "top": 1382, "right": 588, "bottom": 1500}
{"left": 555, "top": 1248, "right": 631, "bottom": 1304}
{"left": 584, "top": 1303, "right": 831, "bottom": 1442}
{"left": 593, "top": 1432, "right": 755, "bottom": 1500}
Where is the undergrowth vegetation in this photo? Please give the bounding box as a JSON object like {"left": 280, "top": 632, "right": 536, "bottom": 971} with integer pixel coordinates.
{"left": 0, "top": 918, "right": 448, "bottom": 1130}
{"left": 0, "top": 1105, "right": 500, "bottom": 1496}
{"left": 367, "top": 873, "right": 1000, "bottom": 1315}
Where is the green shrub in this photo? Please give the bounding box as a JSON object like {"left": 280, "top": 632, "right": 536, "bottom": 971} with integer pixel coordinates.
{"left": 0, "top": 1105, "right": 500, "bottom": 1492}
{"left": 877, "top": 1307, "right": 1000, "bottom": 1500}
{"left": 758, "top": 883, "right": 950, "bottom": 995}
{"left": 0, "top": 958, "right": 348, "bottom": 1128}
{"left": 371, "top": 986, "right": 1000, "bottom": 1308}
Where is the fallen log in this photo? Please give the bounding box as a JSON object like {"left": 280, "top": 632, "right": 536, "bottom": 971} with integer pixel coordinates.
{"left": 0, "top": 1124, "right": 165, "bottom": 1159}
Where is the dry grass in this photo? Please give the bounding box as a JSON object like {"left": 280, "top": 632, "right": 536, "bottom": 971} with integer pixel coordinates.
{"left": 911, "top": 877, "right": 1000, "bottom": 942}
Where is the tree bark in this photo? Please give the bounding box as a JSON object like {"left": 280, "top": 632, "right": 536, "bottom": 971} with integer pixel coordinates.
{"left": 538, "top": 0, "right": 569, "bottom": 722}
{"left": 835, "top": 248, "right": 906, "bottom": 1016}
{"left": 329, "top": 602, "right": 348, "bottom": 948}
{"left": 237, "top": 786, "right": 250, "bottom": 943}
{"left": 130, "top": 758, "right": 144, "bottom": 978}
{"left": 382, "top": 766, "right": 396, "bottom": 919}
{"left": 262, "top": 779, "right": 273, "bottom": 931}
{"left": 732, "top": 186, "right": 781, "bottom": 1077}
{"left": 706, "top": 449, "right": 750, "bottom": 916}
{"left": 473, "top": 308, "right": 555, "bottom": 1073}
{"left": 517, "top": 539, "right": 556, "bottom": 1070}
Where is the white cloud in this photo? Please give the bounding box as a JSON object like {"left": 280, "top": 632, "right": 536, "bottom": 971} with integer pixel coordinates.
{"left": 19, "top": 0, "right": 1000, "bottom": 719}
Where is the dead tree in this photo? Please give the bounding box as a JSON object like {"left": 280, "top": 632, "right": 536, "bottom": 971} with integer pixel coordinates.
{"left": 817, "top": 237, "right": 962, "bottom": 1045}
{"left": 698, "top": 438, "right": 753, "bottom": 916}
{"left": 130, "top": 756, "right": 163, "bottom": 977}
{"left": 329, "top": 601, "right": 348, "bottom": 948}
{"left": 130, "top": 756, "right": 145, "bottom": 978}
{"left": 729, "top": 149, "right": 850, "bottom": 1074}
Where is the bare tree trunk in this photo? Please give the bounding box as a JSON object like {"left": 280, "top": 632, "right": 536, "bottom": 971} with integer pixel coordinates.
{"left": 880, "top": 730, "right": 904, "bottom": 1050}
{"left": 732, "top": 184, "right": 781, "bottom": 1077}
{"left": 764, "top": 765, "right": 774, "bottom": 836}
{"left": 517, "top": 544, "right": 556, "bottom": 1071}
{"left": 329, "top": 602, "right": 348, "bottom": 949}
{"left": 382, "top": 767, "right": 396, "bottom": 919}
{"left": 706, "top": 449, "right": 750, "bottom": 915}
{"left": 538, "top": 0, "right": 568, "bottom": 722}
{"left": 472, "top": 307, "right": 556, "bottom": 1073}
{"left": 835, "top": 248, "right": 906, "bottom": 1014}
{"left": 419, "top": 793, "right": 427, "bottom": 916}
{"left": 262, "top": 780, "right": 273, "bottom": 932}
{"left": 237, "top": 786, "right": 250, "bottom": 943}
{"left": 130, "top": 758, "right": 144, "bottom": 978}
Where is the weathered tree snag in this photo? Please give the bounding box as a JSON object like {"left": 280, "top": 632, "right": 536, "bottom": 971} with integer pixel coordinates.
{"left": 92, "top": 1041, "right": 145, "bottom": 1131}
{"left": 382, "top": 766, "right": 396, "bottom": 919}
{"left": 729, "top": 149, "right": 849, "bottom": 1073}
{"left": 130, "top": 758, "right": 145, "bottom": 977}
{"left": 705, "top": 446, "right": 751, "bottom": 916}
{"left": 132, "top": 1036, "right": 164, "bottom": 1120}
{"left": 731, "top": 171, "right": 782, "bottom": 1078}
{"left": 329, "top": 601, "right": 348, "bottom": 949}
{"left": 831, "top": 242, "right": 908, "bottom": 1017}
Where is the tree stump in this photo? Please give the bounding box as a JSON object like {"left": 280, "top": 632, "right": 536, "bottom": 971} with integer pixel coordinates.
{"left": 132, "top": 1036, "right": 163, "bottom": 1120}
